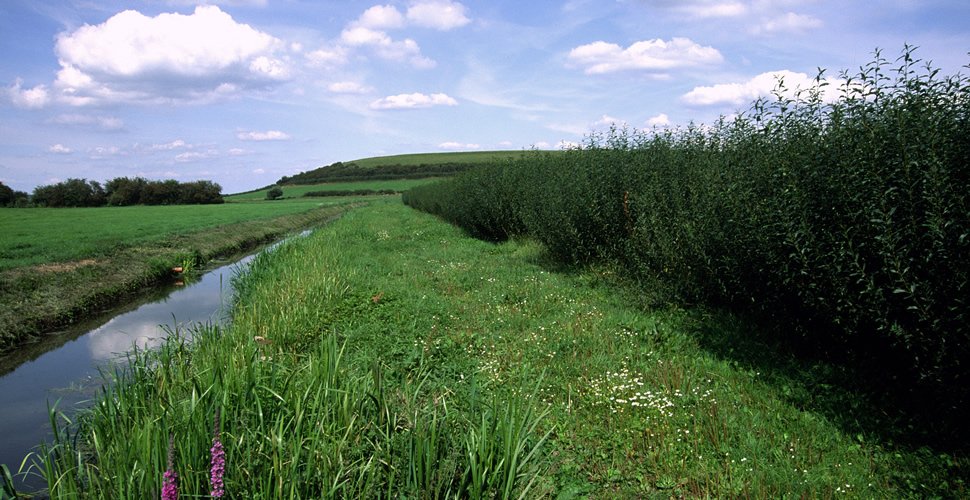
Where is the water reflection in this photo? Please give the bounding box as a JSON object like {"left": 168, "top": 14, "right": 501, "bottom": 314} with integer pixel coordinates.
{"left": 0, "top": 253, "right": 254, "bottom": 493}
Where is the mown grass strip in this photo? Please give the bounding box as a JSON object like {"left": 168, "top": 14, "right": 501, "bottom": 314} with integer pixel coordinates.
{"left": 28, "top": 200, "right": 965, "bottom": 498}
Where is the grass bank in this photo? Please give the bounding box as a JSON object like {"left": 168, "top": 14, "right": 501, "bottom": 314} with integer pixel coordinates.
{"left": 0, "top": 199, "right": 359, "bottom": 353}
{"left": 25, "top": 200, "right": 965, "bottom": 497}
{"left": 226, "top": 179, "right": 439, "bottom": 201}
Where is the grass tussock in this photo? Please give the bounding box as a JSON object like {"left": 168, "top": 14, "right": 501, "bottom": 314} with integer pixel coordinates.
{"left": 21, "top": 201, "right": 966, "bottom": 497}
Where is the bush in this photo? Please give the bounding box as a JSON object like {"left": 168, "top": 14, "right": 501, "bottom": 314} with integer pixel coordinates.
{"left": 266, "top": 187, "right": 284, "bottom": 200}
{"left": 405, "top": 48, "right": 970, "bottom": 430}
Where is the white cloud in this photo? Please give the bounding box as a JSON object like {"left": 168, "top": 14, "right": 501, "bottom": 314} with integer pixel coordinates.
{"left": 49, "top": 113, "right": 124, "bottom": 130}
{"left": 568, "top": 37, "right": 723, "bottom": 75}
{"left": 7, "top": 79, "right": 50, "bottom": 108}
{"left": 751, "top": 12, "right": 823, "bottom": 35}
{"left": 593, "top": 114, "right": 626, "bottom": 127}
{"left": 438, "top": 141, "right": 480, "bottom": 150}
{"left": 228, "top": 148, "right": 249, "bottom": 156}
{"left": 677, "top": 1, "right": 747, "bottom": 18}
{"left": 237, "top": 130, "right": 291, "bottom": 141}
{"left": 252, "top": 168, "right": 266, "bottom": 174}
{"left": 49, "top": 144, "right": 72, "bottom": 154}
{"left": 89, "top": 146, "right": 122, "bottom": 159}
{"left": 370, "top": 92, "right": 457, "bottom": 109}
{"left": 356, "top": 5, "right": 405, "bottom": 29}
{"left": 327, "top": 81, "right": 373, "bottom": 94}
{"left": 149, "top": 139, "right": 189, "bottom": 151}
{"left": 681, "top": 70, "right": 844, "bottom": 107}
{"left": 532, "top": 141, "right": 551, "bottom": 149}
{"left": 52, "top": 5, "right": 289, "bottom": 105}
{"left": 306, "top": 46, "right": 348, "bottom": 67}
{"left": 557, "top": 140, "right": 581, "bottom": 150}
{"left": 406, "top": 0, "right": 471, "bottom": 30}
{"left": 646, "top": 113, "right": 671, "bottom": 126}
{"left": 175, "top": 150, "right": 218, "bottom": 162}
{"left": 340, "top": 26, "right": 435, "bottom": 68}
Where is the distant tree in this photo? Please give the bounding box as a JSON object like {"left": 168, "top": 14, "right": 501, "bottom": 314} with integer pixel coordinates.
{"left": 265, "top": 186, "right": 283, "bottom": 200}
{"left": 31, "top": 178, "right": 105, "bottom": 207}
{"left": 141, "top": 179, "right": 181, "bottom": 205}
{"left": 105, "top": 177, "right": 148, "bottom": 206}
{"left": 0, "top": 181, "right": 14, "bottom": 206}
{"left": 181, "top": 180, "right": 224, "bottom": 204}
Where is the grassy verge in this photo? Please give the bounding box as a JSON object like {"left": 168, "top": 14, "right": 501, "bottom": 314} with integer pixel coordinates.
{"left": 0, "top": 200, "right": 359, "bottom": 353}
{"left": 28, "top": 200, "right": 965, "bottom": 497}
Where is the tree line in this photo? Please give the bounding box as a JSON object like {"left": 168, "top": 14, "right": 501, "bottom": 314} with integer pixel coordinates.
{"left": 278, "top": 161, "right": 481, "bottom": 185}
{"left": 0, "top": 177, "right": 224, "bottom": 208}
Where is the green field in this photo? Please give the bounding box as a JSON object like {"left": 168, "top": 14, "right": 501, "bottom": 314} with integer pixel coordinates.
{"left": 0, "top": 199, "right": 358, "bottom": 351}
{"left": 0, "top": 198, "right": 349, "bottom": 272}
{"left": 27, "top": 200, "right": 964, "bottom": 498}
{"left": 227, "top": 178, "right": 439, "bottom": 201}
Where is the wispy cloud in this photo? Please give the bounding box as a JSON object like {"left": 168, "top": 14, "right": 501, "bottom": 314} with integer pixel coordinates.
{"left": 237, "top": 130, "right": 292, "bottom": 141}
{"left": 370, "top": 92, "right": 458, "bottom": 110}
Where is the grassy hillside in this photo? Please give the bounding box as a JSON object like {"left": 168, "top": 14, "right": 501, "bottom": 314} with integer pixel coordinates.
{"left": 276, "top": 150, "right": 545, "bottom": 186}
{"left": 349, "top": 150, "right": 532, "bottom": 168}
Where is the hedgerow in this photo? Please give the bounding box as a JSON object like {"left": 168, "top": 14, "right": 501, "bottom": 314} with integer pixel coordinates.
{"left": 404, "top": 48, "right": 970, "bottom": 433}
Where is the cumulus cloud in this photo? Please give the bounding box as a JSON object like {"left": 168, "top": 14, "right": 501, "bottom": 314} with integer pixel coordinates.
{"left": 438, "top": 141, "right": 480, "bottom": 150}
{"left": 751, "top": 12, "right": 823, "bottom": 35}
{"left": 406, "top": 0, "right": 471, "bottom": 30}
{"left": 592, "top": 114, "right": 626, "bottom": 127}
{"left": 340, "top": 26, "right": 435, "bottom": 68}
{"left": 370, "top": 92, "right": 457, "bottom": 109}
{"left": 49, "top": 144, "right": 73, "bottom": 154}
{"left": 682, "top": 70, "right": 844, "bottom": 107}
{"left": 52, "top": 5, "right": 289, "bottom": 105}
{"left": 646, "top": 113, "right": 671, "bottom": 127}
{"left": 237, "top": 130, "right": 291, "bottom": 141}
{"left": 7, "top": 79, "right": 50, "bottom": 108}
{"left": 568, "top": 37, "right": 723, "bottom": 75}
{"left": 306, "top": 46, "right": 348, "bottom": 67}
{"left": 327, "top": 81, "right": 373, "bottom": 94}
{"left": 356, "top": 4, "right": 406, "bottom": 29}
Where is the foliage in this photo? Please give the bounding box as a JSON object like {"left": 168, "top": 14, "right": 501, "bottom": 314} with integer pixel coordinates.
{"left": 31, "top": 177, "right": 224, "bottom": 207}
{"left": 228, "top": 178, "right": 438, "bottom": 201}
{"left": 404, "top": 48, "right": 970, "bottom": 435}
{"left": 265, "top": 186, "right": 283, "bottom": 200}
{"left": 0, "top": 182, "right": 29, "bottom": 207}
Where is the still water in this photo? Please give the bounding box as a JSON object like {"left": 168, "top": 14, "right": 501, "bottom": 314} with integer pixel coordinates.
{"left": 0, "top": 244, "right": 273, "bottom": 493}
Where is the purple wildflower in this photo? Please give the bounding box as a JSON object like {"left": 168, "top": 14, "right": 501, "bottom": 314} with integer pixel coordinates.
{"left": 210, "top": 409, "right": 226, "bottom": 498}
{"left": 162, "top": 435, "right": 178, "bottom": 500}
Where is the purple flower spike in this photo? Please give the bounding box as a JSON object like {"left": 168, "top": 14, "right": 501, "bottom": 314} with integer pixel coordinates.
{"left": 210, "top": 410, "right": 226, "bottom": 498}
{"left": 162, "top": 435, "right": 178, "bottom": 500}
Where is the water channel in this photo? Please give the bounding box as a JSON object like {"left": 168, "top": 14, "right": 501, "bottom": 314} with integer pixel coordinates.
{"left": 0, "top": 234, "right": 299, "bottom": 494}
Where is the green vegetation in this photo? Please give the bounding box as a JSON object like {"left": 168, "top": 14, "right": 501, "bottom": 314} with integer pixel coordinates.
{"left": 0, "top": 199, "right": 358, "bottom": 352}
{"left": 27, "top": 201, "right": 965, "bottom": 497}
{"left": 277, "top": 151, "right": 541, "bottom": 186}
{"left": 405, "top": 50, "right": 970, "bottom": 441}
{"left": 28, "top": 177, "right": 224, "bottom": 207}
{"left": 228, "top": 178, "right": 437, "bottom": 201}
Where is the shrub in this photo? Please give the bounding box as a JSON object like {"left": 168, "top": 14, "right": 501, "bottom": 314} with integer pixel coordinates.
{"left": 404, "top": 47, "right": 970, "bottom": 428}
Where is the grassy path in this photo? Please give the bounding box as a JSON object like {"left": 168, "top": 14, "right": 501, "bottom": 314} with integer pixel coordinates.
{"left": 25, "top": 199, "right": 964, "bottom": 498}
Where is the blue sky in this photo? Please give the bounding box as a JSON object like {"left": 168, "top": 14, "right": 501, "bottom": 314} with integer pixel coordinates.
{"left": 2, "top": 0, "right": 968, "bottom": 194}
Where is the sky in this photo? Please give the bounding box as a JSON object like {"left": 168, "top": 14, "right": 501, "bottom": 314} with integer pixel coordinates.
{"left": 1, "top": 1, "right": 968, "bottom": 194}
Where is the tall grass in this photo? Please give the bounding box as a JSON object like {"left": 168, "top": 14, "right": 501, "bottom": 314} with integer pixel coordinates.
{"left": 404, "top": 48, "right": 970, "bottom": 436}
{"left": 26, "top": 214, "right": 550, "bottom": 498}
